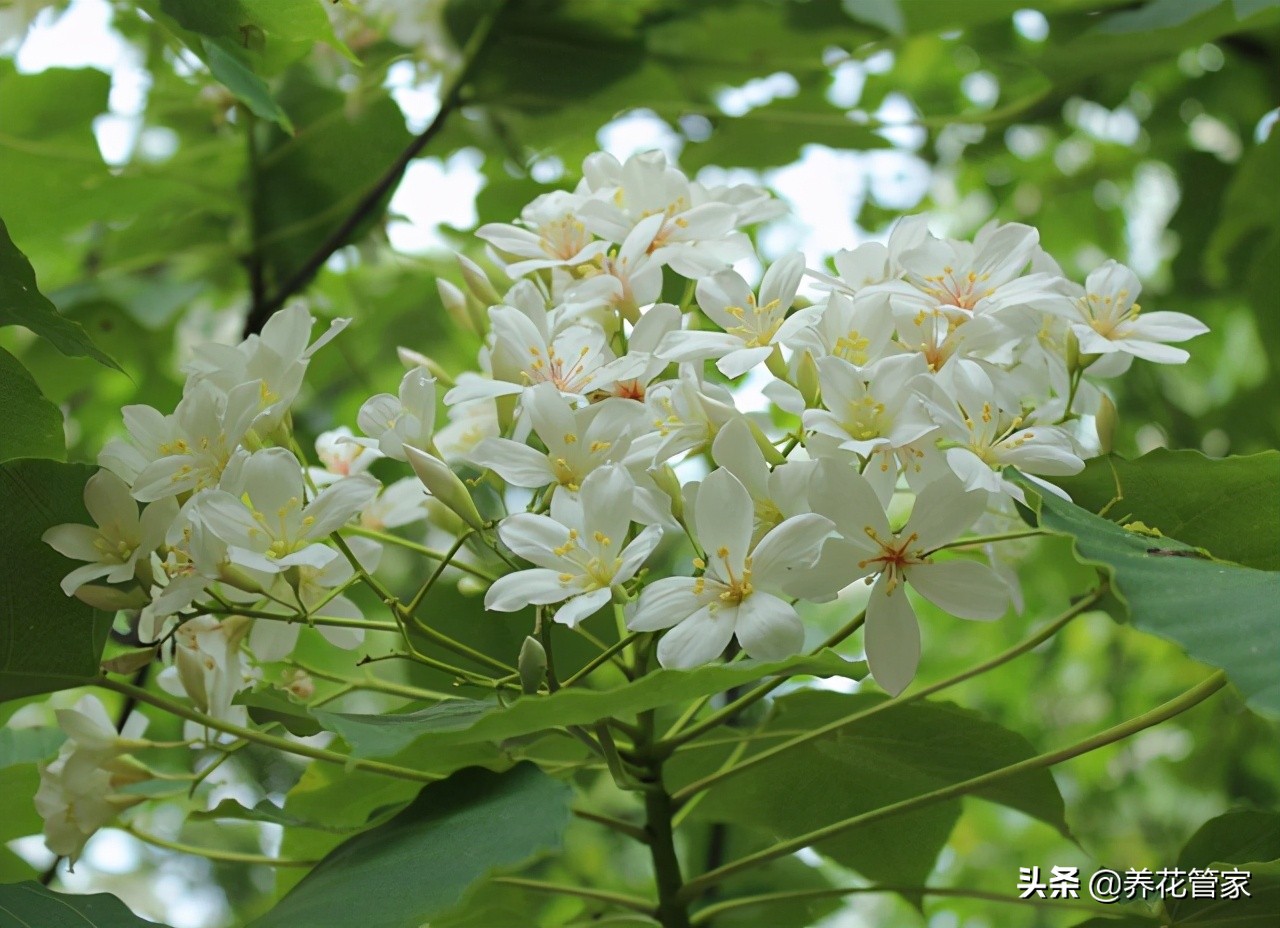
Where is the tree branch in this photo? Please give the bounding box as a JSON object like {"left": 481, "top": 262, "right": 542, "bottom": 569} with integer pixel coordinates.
{"left": 242, "top": 1, "right": 508, "bottom": 335}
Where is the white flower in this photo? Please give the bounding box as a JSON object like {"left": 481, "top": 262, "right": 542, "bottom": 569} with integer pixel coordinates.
{"left": 881, "top": 221, "right": 1060, "bottom": 321}
{"left": 433, "top": 379, "right": 500, "bottom": 463}
{"left": 468, "top": 382, "right": 639, "bottom": 491}
{"left": 562, "top": 214, "right": 666, "bottom": 322}
{"left": 309, "top": 426, "right": 381, "bottom": 486}
{"left": 658, "top": 253, "right": 810, "bottom": 378}
{"left": 640, "top": 364, "right": 743, "bottom": 464}
{"left": 444, "top": 305, "right": 641, "bottom": 405}
{"left": 477, "top": 189, "right": 608, "bottom": 278}
{"left": 170, "top": 615, "right": 251, "bottom": 720}
{"left": 803, "top": 354, "right": 937, "bottom": 458}
{"left": 710, "top": 418, "right": 816, "bottom": 543}
{"left": 250, "top": 537, "right": 382, "bottom": 660}
{"left": 780, "top": 290, "right": 896, "bottom": 368}
{"left": 183, "top": 304, "right": 348, "bottom": 430}
{"left": 107, "top": 379, "right": 262, "bottom": 501}
{"left": 810, "top": 467, "right": 1009, "bottom": 695}
{"left": 628, "top": 469, "right": 833, "bottom": 668}
{"left": 1056, "top": 260, "right": 1208, "bottom": 364}
{"left": 43, "top": 470, "right": 176, "bottom": 596}
{"left": 360, "top": 477, "right": 428, "bottom": 530}
{"left": 197, "top": 448, "right": 378, "bottom": 574}
{"left": 588, "top": 303, "right": 680, "bottom": 401}
{"left": 485, "top": 465, "right": 662, "bottom": 627}
{"left": 35, "top": 696, "right": 151, "bottom": 864}
{"left": 355, "top": 366, "right": 437, "bottom": 461}
{"left": 923, "top": 364, "right": 1084, "bottom": 502}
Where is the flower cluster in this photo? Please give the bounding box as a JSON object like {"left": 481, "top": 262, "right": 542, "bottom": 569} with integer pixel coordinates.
{"left": 40, "top": 149, "right": 1207, "bottom": 860}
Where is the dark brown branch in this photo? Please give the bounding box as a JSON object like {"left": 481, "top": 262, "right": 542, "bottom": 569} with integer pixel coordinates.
{"left": 243, "top": 2, "right": 508, "bottom": 335}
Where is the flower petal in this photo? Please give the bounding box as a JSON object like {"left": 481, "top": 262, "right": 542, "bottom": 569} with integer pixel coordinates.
{"left": 554, "top": 588, "right": 612, "bottom": 628}
{"left": 627, "top": 576, "right": 707, "bottom": 631}
{"left": 864, "top": 578, "right": 920, "bottom": 696}
{"left": 469, "top": 437, "right": 555, "bottom": 487}
{"left": 484, "top": 568, "right": 572, "bottom": 612}
{"left": 907, "top": 559, "right": 1008, "bottom": 620}
{"left": 734, "top": 592, "right": 804, "bottom": 662}
{"left": 695, "top": 469, "right": 754, "bottom": 576}
{"left": 751, "top": 513, "right": 835, "bottom": 590}
{"left": 656, "top": 604, "right": 736, "bottom": 669}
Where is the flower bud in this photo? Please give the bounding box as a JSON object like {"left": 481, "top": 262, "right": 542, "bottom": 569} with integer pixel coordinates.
{"left": 75, "top": 584, "right": 147, "bottom": 612}
{"left": 795, "top": 350, "right": 821, "bottom": 408}
{"left": 457, "top": 254, "right": 501, "bottom": 306}
{"left": 396, "top": 347, "right": 455, "bottom": 387}
{"left": 517, "top": 636, "right": 547, "bottom": 695}
{"left": 747, "top": 418, "right": 785, "bottom": 466}
{"left": 437, "top": 279, "right": 476, "bottom": 335}
{"left": 406, "top": 445, "right": 486, "bottom": 532}
{"left": 649, "top": 464, "right": 684, "bottom": 521}
{"left": 1096, "top": 392, "right": 1117, "bottom": 454}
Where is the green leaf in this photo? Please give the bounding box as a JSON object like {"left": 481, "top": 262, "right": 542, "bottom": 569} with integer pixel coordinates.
{"left": 842, "top": 0, "right": 905, "bottom": 35}
{"left": 1177, "top": 810, "right": 1280, "bottom": 872}
{"left": 0, "top": 348, "right": 64, "bottom": 463}
{"left": 1169, "top": 810, "right": 1280, "bottom": 926}
{"left": 190, "top": 798, "right": 388, "bottom": 834}
{"left": 1095, "top": 0, "right": 1223, "bottom": 34}
{"left": 0, "top": 219, "right": 120, "bottom": 371}
{"left": 0, "top": 882, "right": 173, "bottom": 928}
{"left": 249, "top": 764, "right": 573, "bottom": 928}
{"left": 235, "top": 689, "right": 322, "bottom": 736}
{"left": 203, "top": 40, "right": 294, "bottom": 131}
{"left": 1030, "top": 485, "right": 1280, "bottom": 716}
{"left": 674, "top": 690, "right": 1068, "bottom": 892}
{"left": 250, "top": 70, "right": 414, "bottom": 294}
{"left": 312, "top": 650, "right": 866, "bottom": 758}
{"left": 1051, "top": 450, "right": 1280, "bottom": 570}
{"left": 0, "top": 459, "right": 113, "bottom": 701}
{"left": 0, "top": 727, "right": 65, "bottom": 769}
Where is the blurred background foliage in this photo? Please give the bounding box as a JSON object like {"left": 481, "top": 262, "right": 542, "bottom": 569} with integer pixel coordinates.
{"left": 0, "top": 1, "right": 1277, "bottom": 926}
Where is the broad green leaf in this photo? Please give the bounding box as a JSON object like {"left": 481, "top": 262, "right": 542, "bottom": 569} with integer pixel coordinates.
{"left": 251, "top": 70, "right": 414, "bottom": 294}
{"left": 1030, "top": 485, "right": 1280, "bottom": 715}
{"left": 674, "top": 690, "right": 1068, "bottom": 892}
{"left": 0, "top": 727, "right": 65, "bottom": 769}
{"left": 190, "top": 798, "right": 389, "bottom": 834}
{"left": 1095, "top": 0, "right": 1223, "bottom": 33}
{"left": 1177, "top": 810, "right": 1280, "bottom": 872}
{"left": 235, "top": 689, "right": 322, "bottom": 736}
{"left": 203, "top": 40, "right": 294, "bottom": 131}
{"left": 250, "top": 764, "right": 573, "bottom": 928}
{"left": 312, "top": 650, "right": 866, "bottom": 758}
{"left": 0, "top": 348, "right": 64, "bottom": 464}
{"left": 1052, "top": 450, "right": 1280, "bottom": 570}
{"left": 0, "top": 459, "right": 113, "bottom": 701}
{"left": 0, "top": 882, "right": 173, "bottom": 928}
{"left": 1169, "top": 810, "right": 1280, "bottom": 925}
{"left": 0, "top": 219, "right": 120, "bottom": 371}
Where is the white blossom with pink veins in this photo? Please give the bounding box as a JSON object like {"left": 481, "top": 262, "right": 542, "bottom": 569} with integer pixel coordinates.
{"left": 477, "top": 189, "right": 608, "bottom": 278}
{"left": 627, "top": 469, "right": 833, "bottom": 668}
{"left": 808, "top": 465, "right": 1009, "bottom": 695}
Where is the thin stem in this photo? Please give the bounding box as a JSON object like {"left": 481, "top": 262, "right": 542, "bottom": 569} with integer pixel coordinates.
{"left": 689, "top": 884, "right": 1112, "bottom": 924}
{"left": 672, "top": 590, "right": 1105, "bottom": 803}
{"left": 407, "top": 530, "right": 473, "bottom": 613}
{"left": 289, "top": 659, "right": 462, "bottom": 702}
{"left": 562, "top": 633, "right": 640, "bottom": 688}
{"left": 196, "top": 603, "right": 398, "bottom": 634}
{"left": 98, "top": 678, "right": 440, "bottom": 784}
{"left": 490, "top": 877, "right": 654, "bottom": 915}
{"left": 124, "top": 824, "right": 318, "bottom": 868}
{"left": 677, "top": 671, "right": 1229, "bottom": 903}
{"left": 242, "top": 0, "right": 509, "bottom": 334}
{"left": 343, "top": 525, "right": 497, "bottom": 582}
{"left": 660, "top": 610, "right": 866, "bottom": 754}
{"left": 929, "top": 528, "right": 1047, "bottom": 552}
{"left": 635, "top": 708, "right": 693, "bottom": 928}
{"left": 574, "top": 808, "right": 650, "bottom": 845}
